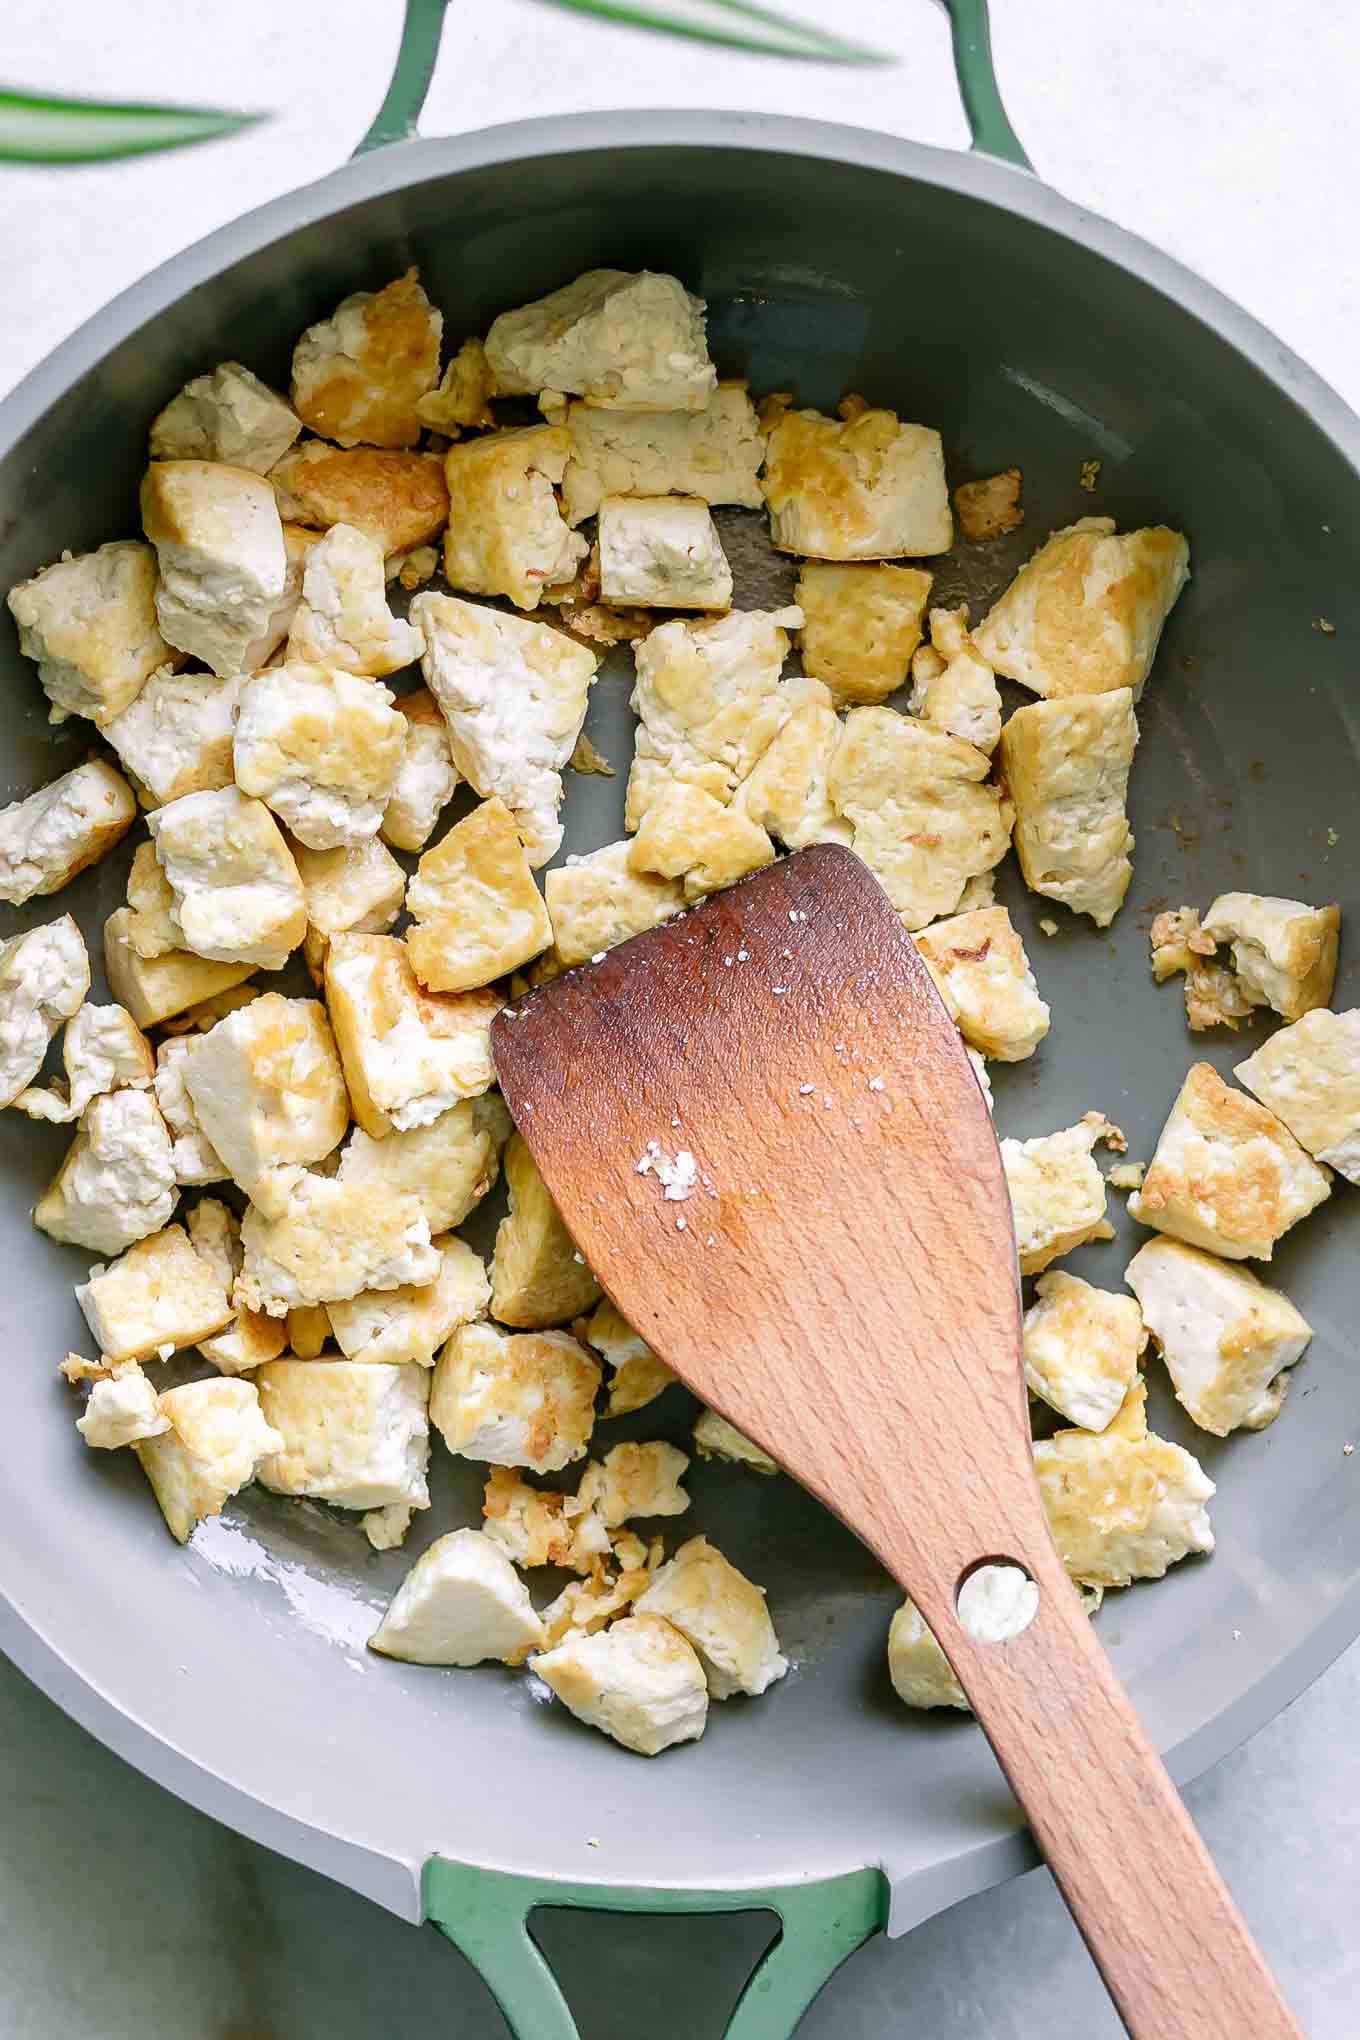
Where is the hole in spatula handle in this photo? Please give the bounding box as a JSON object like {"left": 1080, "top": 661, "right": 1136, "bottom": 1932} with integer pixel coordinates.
{"left": 956, "top": 1560, "right": 1039, "bottom": 1643}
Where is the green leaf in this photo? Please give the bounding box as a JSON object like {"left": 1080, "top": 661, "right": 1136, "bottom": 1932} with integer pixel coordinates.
{"left": 0, "top": 87, "right": 263, "bottom": 164}
{"left": 531, "top": 0, "right": 890, "bottom": 63}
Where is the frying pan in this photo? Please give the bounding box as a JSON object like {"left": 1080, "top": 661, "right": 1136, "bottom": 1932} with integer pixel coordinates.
{"left": 1, "top": 2, "right": 1356, "bottom": 2032}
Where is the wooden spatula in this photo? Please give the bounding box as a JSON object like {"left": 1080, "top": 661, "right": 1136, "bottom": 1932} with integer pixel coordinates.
{"left": 491, "top": 843, "right": 1298, "bottom": 2040}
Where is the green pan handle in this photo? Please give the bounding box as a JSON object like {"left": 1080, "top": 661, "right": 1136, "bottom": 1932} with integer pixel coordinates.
{"left": 354, "top": 0, "right": 1031, "bottom": 168}
{"left": 424, "top": 1858, "right": 886, "bottom": 2039}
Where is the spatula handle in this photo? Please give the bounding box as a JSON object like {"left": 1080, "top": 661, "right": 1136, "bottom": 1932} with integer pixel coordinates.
{"left": 919, "top": 1541, "right": 1300, "bottom": 2040}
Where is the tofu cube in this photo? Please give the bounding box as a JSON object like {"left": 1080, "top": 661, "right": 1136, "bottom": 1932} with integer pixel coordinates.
{"left": 953, "top": 468, "right": 1024, "bottom": 543}
{"left": 255, "top": 1357, "right": 430, "bottom": 1508}
{"left": 1002, "top": 1112, "right": 1123, "bottom": 1275}
{"left": 103, "top": 665, "right": 242, "bottom": 808}
{"left": 635, "top": 1536, "right": 787, "bottom": 1698}
{"left": 795, "top": 562, "right": 933, "bottom": 706}
{"left": 291, "top": 268, "right": 441, "bottom": 450}
{"left": 328, "top": 1233, "right": 490, "bottom": 1366}
{"left": 416, "top": 337, "right": 497, "bottom": 434}
{"left": 576, "top": 1442, "right": 690, "bottom": 1527}
{"left": 973, "top": 518, "right": 1189, "bottom": 699}
{"left": 762, "top": 406, "right": 952, "bottom": 559}
{"left": 442, "top": 425, "right": 588, "bottom": 610}
{"left": 1236, "top": 1008, "right": 1360, "bottom": 1182}
{"left": 410, "top": 593, "right": 598, "bottom": 865}
{"left": 123, "top": 839, "right": 191, "bottom": 960}
{"left": 148, "top": 786, "right": 306, "bottom": 970}
{"left": 1126, "top": 1236, "right": 1313, "bottom": 1436}
{"left": 379, "top": 688, "right": 459, "bottom": 854}
{"left": 544, "top": 840, "right": 684, "bottom": 967}
{"left": 560, "top": 384, "right": 763, "bottom": 525}
{"left": 237, "top": 1167, "right": 440, "bottom": 1315}
{"left": 7, "top": 540, "right": 174, "bottom": 724}
{"left": 1201, "top": 893, "right": 1340, "bottom": 1022}
{"left": 914, "top": 907, "right": 1050, "bottom": 1062}
{"left": 1129, "top": 1062, "right": 1332, "bottom": 1260}
{"left": 430, "top": 1319, "right": 601, "bottom": 1473}
{"left": 0, "top": 916, "right": 89, "bottom": 1107}
{"left": 997, "top": 688, "right": 1139, "bottom": 927}
{"left": 481, "top": 1465, "right": 608, "bottom": 1573}
{"left": 76, "top": 1221, "right": 233, "bottom": 1363}
{"left": 405, "top": 797, "right": 553, "bottom": 993}
{"left": 135, "top": 1378, "right": 282, "bottom": 1542}
{"left": 16, "top": 999, "right": 154, "bottom": 1125}
{"left": 233, "top": 663, "right": 405, "bottom": 850}
{"left": 285, "top": 521, "right": 421, "bottom": 678}
{"left": 491, "top": 1132, "right": 602, "bottom": 1329}
{"left": 730, "top": 676, "right": 849, "bottom": 852}
{"left": 153, "top": 1038, "right": 229, "bottom": 1184}
{"left": 76, "top": 1362, "right": 170, "bottom": 1450}
{"left": 584, "top": 1300, "right": 676, "bottom": 1416}
{"left": 362, "top": 1503, "right": 414, "bottom": 1551}
{"left": 828, "top": 708, "right": 1013, "bottom": 929}
{"left": 486, "top": 270, "right": 715, "bottom": 412}
{"left": 909, "top": 606, "right": 1003, "bottom": 754}
{"left": 369, "top": 1528, "right": 543, "bottom": 1666}
{"left": 888, "top": 1599, "right": 967, "bottom": 1711}
{"left": 0, "top": 758, "right": 136, "bottom": 907}
{"left": 596, "top": 496, "right": 732, "bottom": 610}
{"left": 150, "top": 360, "right": 301, "bottom": 472}
{"left": 103, "top": 909, "right": 257, "bottom": 1031}
{"left": 692, "top": 1409, "right": 777, "bottom": 1475}
{"left": 35, "top": 1090, "right": 178, "bottom": 1255}
{"left": 532, "top": 1613, "right": 709, "bottom": 1755}
{"left": 627, "top": 783, "right": 774, "bottom": 902}
{"left": 1034, "top": 1421, "right": 1215, "bottom": 1590}
{"left": 336, "top": 1093, "right": 512, "bottom": 1234}
{"left": 1022, "top": 1270, "right": 1147, "bottom": 1433}
{"left": 293, "top": 835, "right": 406, "bottom": 984}
{"left": 185, "top": 1198, "right": 287, "bottom": 1374}
{"left": 325, "top": 932, "right": 502, "bottom": 1136}
{"left": 180, "top": 992, "right": 350, "bottom": 1197}
{"left": 141, "top": 460, "right": 287, "bottom": 677}
{"left": 267, "top": 442, "right": 449, "bottom": 556}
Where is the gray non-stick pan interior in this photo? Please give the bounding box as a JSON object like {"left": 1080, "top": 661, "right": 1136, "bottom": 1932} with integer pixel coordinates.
{"left": 0, "top": 118, "right": 1355, "bottom": 1932}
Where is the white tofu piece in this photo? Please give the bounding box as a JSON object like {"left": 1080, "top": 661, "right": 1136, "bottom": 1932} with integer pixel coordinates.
{"left": 7, "top": 540, "right": 175, "bottom": 724}
{"left": 233, "top": 663, "right": 405, "bottom": 850}
{"left": 532, "top": 1613, "right": 708, "bottom": 1755}
{"left": 335, "top": 1093, "right": 512, "bottom": 1234}
{"left": 481, "top": 1464, "right": 608, "bottom": 1573}
{"left": 0, "top": 916, "right": 89, "bottom": 1107}
{"left": 692, "top": 1409, "right": 777, "bottom": 1475}
{"left": 762, "top": 405, "right": 952, "bottom": 559}
{"left": 141, "top": 460, "right": 287, "bottom": 677}
{"left": 828, "top": 709, "right": 1013, "bottom": 930}
{"left": 1034, "top": 1418, "right": 1215, "bottom": 1590}
{"left": 1129, "top": 1062, "right": 1332, "bottom": 1261}
{"left": 888, "top": 1599, "right": 967, "bottom": 1711}
{"left": 76, "top": 1222, "right": 233, "bottom": 1363}
{"left": 491, "top": 1132, "right": 602, "bottom": 1328}
{"left": 135, "top": 1377, "right": 282, "bottom": 1542}
{"left": 325, "top": 932, "right": 501, "bottom": 1136}
{"left": 635, "top": 1536, "right": 787, "bottom": 1698}
{"left": 442, "top": 426, "right": 588, "bottom": 610}
{"left": 267, "top": 442, "right": 450, "bottom": 556}
{"left": 544, "top": 840, "right": 685, "bottom": 968}
{"left": 150, "top": 361, "right": 301, "bottom": 472}
{"left": 625, "top": 605, "right": 803, "bottom": 826}
{"left": 597, "top": 496, "right": 732, "bottom": 611}
{"left": 1126, "top": 1236, "right": 1312, "bottom": 1436}
{"left": 914, "top": 907, "right": 1050, "bottom": 1062}
{"left": 15, "top": 1000, "right": 153, "bottom": 1124}
{"left": 560, "top": 384, "right": 763, "bottom": 525}
{"left": 370, "top": 1528, "right": 542, "bottom": 1666}
{"left": 1201, "top": 893, "right": 1340, "bottom": 1022}
{"left": 973, "top": 518, "right": 1189, "bottom": 699}
{"left": 0, "top": 759, "right": 136, "bottom": 907}
{"left": 35, "top": 1090, "right": 178, "bottom": 1255}
{"left": 584, "top": 1300, "right": 676, "bottom": 1416}
{"left": 626, "top": 782, "right": 774, "bottom": 902}
{"left": 909, "top": 606, "right": 1003, "bottom": 754}
{"left": 153, "top": 1038, "right": 228, "bottom": 1184}
{"left": 103, "top": 665, "right": 243, "bottom": 808}
{"left": 75, "top": 1361, "right": 169, "bottom": 1450}
{"left": 416, "top": 337, "right": 497, "bottom": 434}
{"left": 967, "top": 1047, "right": 994, "bottom": 1112}
{"left": 286, "top": 522, "right": 422, "bottom": 676}
{"left": 1002, "top": 1112, "right": 1124, "bottom": 1276}
{"left": 795, "top": 562, "right": 933, "bottom": 707}
{"left": 379, "top": 688, "right": 459, "bottom": 853}
{"left": 293, "top": 834, "right": 406, "bottom": 984}
{"left": 122, "top": 840, "right": 190, "bottom": 960}
{"left": 410, "top": 593, "right": 598, "bottom": 865}
{"left": 405, "top": 797, "right": 553, "bottom": 993}
{"left": 180, "top": 992, "right": 349, "bottom": 1198}
{"left": 236, "top": 1167, "right": 440, "bottom": 1315}
{"left": 576, "top": 1442, "right": 690, "bottom": 1527}
{"left": 103, "top": 910, "right": 257, "bottom": 1031}
{"left": 730, "top": 676, "right": 849, "bottom": 853}
{"left": 1022, "top": 1270, "right": 1147, "bottom": 1433}
{"left": 255, "top": 1357, "right": 430, "bottom": 1508}
{"left": 185, "top": 1198, "right": 288, "bottom": 1375}
{"left": 486, "top": 270, "right": 715, "bottom": 412}
{"left": 1237, "top": 1008, "right": 1360, "bottom": 1182}
{"left": 148, "top": 786, "right": 306, "bottom": 970}
{"left": 362, "top": 1503, "right": 414, "bottom": 1551}
{"left": 244, "top": 521, "right": 323, "bottom": 674}
{"left": 291, "top": 268, "right": 441, "bottom": 449}
{"left": 328, "top": 1233, "right": 490, "bottom": 1366}
{"left": 997, "top": 688, "right": 1139, "bottom": 928}
{"left": 430, "top": 1319, "right": 601, "bottom": 1473}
